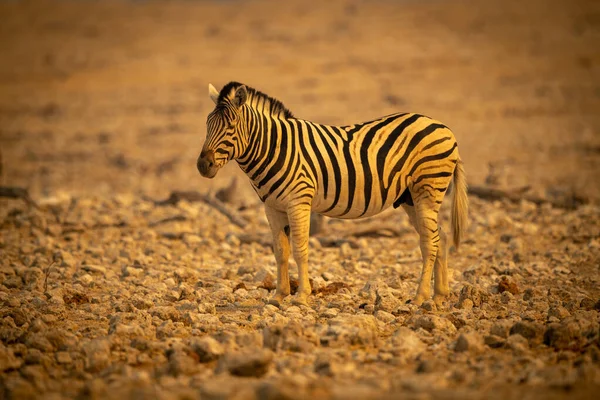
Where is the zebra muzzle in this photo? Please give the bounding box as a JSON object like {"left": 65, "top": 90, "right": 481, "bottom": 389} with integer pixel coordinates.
{"left": 197, "top": 150, "right": 218, "bottom": 178}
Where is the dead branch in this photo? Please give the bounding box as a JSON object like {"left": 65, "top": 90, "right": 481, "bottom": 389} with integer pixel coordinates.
{"left": 468, "top": 185, "right": 587, "bottom": 210}
{"left": 0, "top": 186, "right": 40, "bottom": 209}
{"left": 152, "top": 190, "right": 248, "bottom": 228}
{"left": 148, "top": 214, "right": 187, "bottom": 227}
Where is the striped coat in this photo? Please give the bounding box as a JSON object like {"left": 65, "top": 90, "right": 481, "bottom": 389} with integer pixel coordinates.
{"left": 198, "top": 82, "right": 468, "bottom": 307}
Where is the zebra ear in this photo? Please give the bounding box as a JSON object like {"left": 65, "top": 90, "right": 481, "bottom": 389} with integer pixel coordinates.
{"left": 208, "top": 83, "right": 219, "bottom": 104}
{"left": 233, "top": 85, "right": 248, "bottom": 108}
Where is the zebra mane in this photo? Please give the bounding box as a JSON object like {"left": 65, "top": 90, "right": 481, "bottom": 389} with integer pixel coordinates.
{"left": 218, "top": 81, "right": 294, "bottom": 119}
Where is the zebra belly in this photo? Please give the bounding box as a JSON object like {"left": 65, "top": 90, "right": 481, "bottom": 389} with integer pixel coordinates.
{"left": 311, "top": 179, "right": 403, "bottom": 219}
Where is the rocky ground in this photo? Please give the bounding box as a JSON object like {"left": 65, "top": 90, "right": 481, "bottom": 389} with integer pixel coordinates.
{"left": 0, "top": 192, "right": 599, "bottom": 399}
{"left": 1, "top": 0, "right": 599, "bottom": 398}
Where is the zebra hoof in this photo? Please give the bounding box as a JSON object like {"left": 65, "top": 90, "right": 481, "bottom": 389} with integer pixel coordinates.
{"left": 433, "top": 294, "right": 448, "bottom": 308}
{"left": 291, "top": 294, "right": 309, "bottom": 307}
{"left": 411, "top": 295, "right": 427, "bottom": 307}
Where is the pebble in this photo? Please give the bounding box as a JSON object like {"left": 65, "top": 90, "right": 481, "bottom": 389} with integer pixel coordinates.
{"left": 458, "top": 284, "right": 489, "bottom": 308}
{"left": 216, "top": 349, "right": 274, "bottom": 377}
{"left": 410, "top": 315, "right": 457, "bottom": 335}
{"left": 84, "top": 338, "right": 111, "bottom": 372}
{"left": 390, "top": 327, "right": 426, "bottom": 358}
{"left": 454, "top": 331, "right": 485, "bottom": 353}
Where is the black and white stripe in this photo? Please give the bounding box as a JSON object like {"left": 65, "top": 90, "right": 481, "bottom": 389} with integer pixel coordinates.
{"left": 198, "top": 81, "right": 468, "bottom": 306}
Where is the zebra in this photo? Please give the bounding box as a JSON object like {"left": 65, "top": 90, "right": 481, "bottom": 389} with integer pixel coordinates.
{"left": 197, "top": 82, "right": 468, "bottom": 307}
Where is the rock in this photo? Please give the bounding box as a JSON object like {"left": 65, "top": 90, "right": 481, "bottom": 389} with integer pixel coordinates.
{"left": 216, "top": 349, "right": 273, "bottom": 377}
{"left": 484, "top": 335, "right": 505, "bottom": 348}
{"left": 374, "top": 287, "right": 402, "bottom": 313}
{"left": 458, "top": 284, "right": 488, "bottom": 308}
{"left": 149, "top": 306, "right": 181, "bottom": 322}
{"left": 497, "top": 276, "right": 519, "bottom": 295}
{"left": 321, "top": 308, "right": 339, "bottom": 319}
{"left": 544, "top": 312, "right": 599, "bottom": 351}
{"left": 375, "top": 310, "right": 395, "bottom": 324}
{"left": 506, "top": 334, "right": 529, "bottom": 355}
{"left": 3, "top": 276, "right": 23, "bottom": 289}
{"left": 263, "top": 321, "right": 318, "bottom": 353}
{"left": 255, "top": 268, "right": 276, "bottom": 291}
{"left": 81, "top": 264, "right": 106, "bottom": 275}
{"left": 458, "top": 298, "right": 474, "bottom": 310}
{"left": 84, "top": 338, "right": 111, "bottom": 372}
{"left": 420, "top": 300, "right": 437, "bottom": 312}
{"left": 56, "top": 351, "right": 72, "bottom": 364}
{"left": 190, "top": 336, "right": 224, "bottom": 363}
{"left": 454, "top": 332, "right": 485, "bottom": 353}
{"left": 490, "top": 321, "right": 512, "bottom": 338}
{"left": 131, "top": 295, "right": 154, "bottom": 310}
{"left": 548, "top": 306, "right": 570, "bottom": 321}
{"left": 314, "top": 354, "right": 356, "bottom": 377}
{"left": 322, "top": 315, "right": 379, "bottom": 347}
{"left": 390, "top": 327, "right": 426, "bottom": 358}
{"left": 500, "top": 291, "right": 514, "bottom": 304}
{"left": 25, "top": 333, "right": 54, "bottom": 352}
{"left": 0, "top": 344, "right": 23, "bottom": 371}
{"left": 167, "top": 349, "right": 198, "bottom": 376}
{"left": 523, "top": 288, "right": 538, "bottom": 301}
{"left": 580, "top": 297, "right": 595, "bottom": 310}
{"left": 410, "top": 315, "right": 457, "bottom": 335}
{"left": 510, "top": 321, "right": 543, "bottom": 343}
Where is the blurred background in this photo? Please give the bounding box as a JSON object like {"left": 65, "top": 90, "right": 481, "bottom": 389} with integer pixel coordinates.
{"left": 0, "top": 0, "right": 599, "bottom": 205}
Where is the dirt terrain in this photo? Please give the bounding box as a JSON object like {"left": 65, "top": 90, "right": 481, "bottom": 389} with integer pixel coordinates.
{"left": 1, "top": 0, "right": 599, "bottom": 399}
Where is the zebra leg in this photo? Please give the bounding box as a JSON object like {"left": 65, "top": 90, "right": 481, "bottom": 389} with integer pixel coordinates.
{"left": 287, "top": 201, "right": 313, "bottom": 306}
{"left": 433, "top": 226, "right": 450, "bottom": 307}
{"left": 411, "top": 191, "right": 443, "bottom": 306}
{"left": 264, "top": 205, "right": 291, "bottom": 304}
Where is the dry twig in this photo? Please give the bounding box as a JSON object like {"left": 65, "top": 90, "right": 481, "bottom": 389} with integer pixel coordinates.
{"left": 152, "top": 191, "right": 248, "bottom": 228}
{"left": 468, "top": 185, "right": 586, "bottom": 210}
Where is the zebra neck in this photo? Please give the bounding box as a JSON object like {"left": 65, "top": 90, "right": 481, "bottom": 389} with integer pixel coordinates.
{"left": 236, "top": 110, "right": 290, "bottom": 178}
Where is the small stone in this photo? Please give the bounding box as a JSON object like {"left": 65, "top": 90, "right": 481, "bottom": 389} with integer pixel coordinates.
{"left": 84, "top": 338, "right": 111, "bottom": 372}
{"left": 324, "top": 315, "right": 379, "bottom": 347}
{"left": 500, "top": 291, "right": 514, "bottom": 304}
{"left": 510, "top": 321, "right": 543, "bottom": 342}
{"left": 391, "top": 327, "right": 426, "bottom": 358}
{"left": 506, "top": 334, "right": 529, "bottom": 354}
{"left": 498, "top": 276, "right": 519, "bottom": 295}
{"left": 3, "top": 276, "right": 23, "bottom": 289}
{"left": 490, "top": 321, "right": 512, "bottom": 338}
{"left": 421, "top": 300, "right": 436, "bottom": 312}
{"left": 321, "top": 308, "right": 339, "bottom": 319}
{"left": 216, "top": 350, "right": 273, "bottom": 377}
{"left": 548, "top": 306, "right": 570, "bottom": 321}
{"left": 190, "top": 336, "right": 224, "bottom": 362}
{"left": 458, "top": 284, "right": 488, "bottom": 308}
{"left": 523, "top": 288, "right": 537, "bottom": 301}
{"left": 0, "top": 344, "right": 23, "bottom": 371}
{"left": 56, "top": 351, "right": 72, "bottom": 364}
{"left": 375, "top": 310, "right": 395, "bottom": 324}
{"left": 81, "top": 265, "right": 106, "bottom": 274}
{"left": 484, "top": 335, "right": 505, "bottom": 348}
{"left": 410, "top": 315, "right": 457, "bottom": 335}
{"left": 374, "top": 287, "right": 402, "bottom": 313}
{"left": 580, "top": 297, "right": 595, "bottom": 310}
{"left": 455, "top": 332, "right": 485, "bottom": 353}
{"left": 25, "top": 334, "right": 54, "bottom": 352}
{"left": 458, "top": 298, "right": 474, "bottom": 310}
{"left": 314, "top": 354, "right": 355, "bottom": 377}
{"left": 167, "top": 349, "right": 198, "bottom": 376}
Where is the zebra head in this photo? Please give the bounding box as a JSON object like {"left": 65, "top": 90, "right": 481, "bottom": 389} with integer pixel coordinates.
{"left": 197, "top": 83, "right": 248, "bottom": 178}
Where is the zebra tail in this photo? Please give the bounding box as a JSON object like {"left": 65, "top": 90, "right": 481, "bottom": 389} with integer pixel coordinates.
{"left": 451, "top": 158, "right": 469, "bottom": 249}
